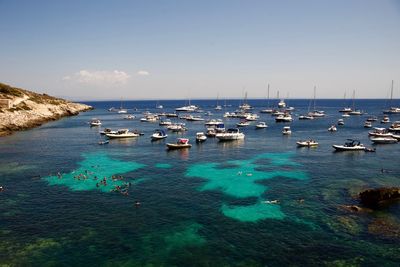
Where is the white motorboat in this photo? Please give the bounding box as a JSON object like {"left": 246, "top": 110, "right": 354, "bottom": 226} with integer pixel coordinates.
{"left": 381, "top": 115, "right": 390, "bottom": 124}
{"left": 296, "top": 140, "right": 318, "bottom": 147}
{"left": 339, "top": 107, "right": 352, "bottom": 113}
{"left": 214, "top": 105, "right": 222, "bottom": 110}
{"left": 342, "top": 114, "right": 351, "bottom": 118}
{"left": 196, "top": 132, "right": 207, "bottom": 143}
{"left": 328, "top": 125, "right": 337, "bottom": 132}
{"left": 236, "top": 120, "right": 250, "bottom": 127}
{"left": 140, "top": 115, "right": 158, "bottom": 122}
{"left": 167, "top": 123, "right": 187, "bottom": 132}
{"left": 245, "top": 114, "right": 259, "bottom": 121}
{"left": 366, "top": 116, "right": 378, "bottom": 122}
{"left": 370, "top": 137, "right": 398, "bottom": 144}
{"left": 260, "top": 108, "right": 273, "bottom": 113}
{"left": 255, "top": 122, "right": 268, "bottom": 129}
{"left": 166, "top": 138, "right": 192, "bottom": 149}
{"left": 282, "top": 126, "right": 292, "bottom": 135}
{"left": 308, "top": 110, "right": 325, "bottom": 117}
{"left": 271, "top": 110, "right": 285, "bottom": 117}
{"left": 299, "top": 115, "right": 314, "bottom": 120}
{"left": 349, "top": 110, "right": 363, "bottom": 115}
{"left": 368, "top": 127, "right": 392, "bottom": 137}
{"left": 151, "top": 129, "right": 168, "bottom": 140}
{"left": 124, "top": 115, "right": 135, "bottom": 120}
{"left": 175, "top": 104, "right": 199, "bottom": 112}
{"left": 159, "top": 119, "right": 172, "bottom": 126}
{"left": 278, "top": 99, "right": 286, "bottom": 108}
{"left": 99, "top": 128, "right": 117, "bottom": 135}
{"left": 389, "top": 121, "right": 400, "bottom": 131}
{"left": 275, "top": 114, "right": 293, "bottom": 122}
{"left": 90, "top": 119, "right": 102, "bottom": 126}
{"left": 106, "top": 129, "right": 140, "bottom": 139}
{"left": 206, "top": 128, "right": 217, "bottom": 137}
{"left": 332, "top": 139, "right": 366, "bottom": 151}
{"left": 392, "top": 134, "right": 400, "bottom": 140}
{"left": 337, "top": 119, "right": 344, "bottom": 126}
{"left": 364, "top": 121, "right": 372, "bottom": 128}
{"left": 205, "top": 119, "right": 223, "bottom": 126}
{"left": 186, "top": 115, "right": 205, "bottom": 121}
{"left": 165, "top": 113, "right": 178, "bottom": 117}
{"left": 216, "top": 128, "right": 245, "bottom": 141}
{"left": 117, "top": 109, "right": 128, "bottom": 114}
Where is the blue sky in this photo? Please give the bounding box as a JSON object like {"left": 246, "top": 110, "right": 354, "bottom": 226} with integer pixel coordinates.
{"left": 1, "top": 0, "right": 399, "bottom": 100}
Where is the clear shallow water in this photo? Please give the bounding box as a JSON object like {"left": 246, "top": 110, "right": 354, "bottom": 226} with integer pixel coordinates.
{"left": 1, "top": 99, "right": 400, "bottom": 266}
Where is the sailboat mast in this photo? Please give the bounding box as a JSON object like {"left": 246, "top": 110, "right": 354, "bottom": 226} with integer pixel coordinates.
{"left": 313, "top": 86, "right": 316, "bottom": 111}
{"left": 390, "top": 80, "right": 394, "bottom": 106}
{"left": 352, "top": 90, "right": 355, "bottom": 110}
{"left": 267, "top": 84, "right": 270, "bottom": 107}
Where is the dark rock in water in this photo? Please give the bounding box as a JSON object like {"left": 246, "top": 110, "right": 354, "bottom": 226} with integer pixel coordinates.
{"left": 339, "top": 205, "right": 372, "bottom": 213}
{"left": 359, "top": 187, "right": 400, "bottom": 208}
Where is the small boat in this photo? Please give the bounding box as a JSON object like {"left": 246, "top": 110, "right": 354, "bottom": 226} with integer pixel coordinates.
{"left": 165, "top": 113, "right": 178, "bottom": 117}
{"left": 255, "top": 122, "right": 268, "bottom": 129}
{"left": 260, "top": 108, "right": 273, "bottom": 113}
{"left": 298, "top": 115, "right": 314, "bottom": 120}
{"left": 196, "top": 132, "right": 207, "bottom": 143}
{"left": 368, "top": 127, "right": 392, "bottom": 137}
{"left": 392, "top": 134, "right": 400, "bottom": 140}
{"left": 339, "top": 107, "right": 352, "bottom": 113}
{"left": 214, "top": 105, "right": 222, "bottom": 110}
{"left": 337, "top": 119, "right": 344, "bottom": 126}
{"left": 167, "top": 123, "right": 187, "bottom": 132}
{"left": 282, "top": 126, "right": 292, "bottom": 135}
{"left": 388, "top": 121, "right": 400, "bottom": 131}
{"left": 206, "top": 128, "right": 217, "bottom": 137}
{"left": 296, "top": 140, "right": 318, "bottom": 147}
{"left": 381, "top": 115, "right": 390, "bottom": 124}
{"left": 205, "top": 119, "right": 223, "bottom": 126}
{"left": 364, "top": 121, "right": 372, "bottom": 128}
{"left": 342, "top": 114, "right": 351, "bottom": 118}
{"left": 90, "top": 119, "right": 102, "bottom": 126}
{"left": 151, "top": 129, "right": 168, "bottom": 140}
{"left": 332, "top": 139, "right": 366, "bottom": 151}
{"left": 328, "top": 125, "right": 337, "bottom": 132}
{"left": 366, "top": 116, "right": 378, "bottom": 122}
{"left": 117, "top": 109, "right": 128, "bottom": 114}
{"left": 370, "top": 137, "right": 398, "bottom": 144}
{"left": 159, "top": 119, "right": 172, "bottom": 126}
{"left": 245, "top": 114, "right": 259, "bottom": 121}
{"left": 349, "top": 110, "right": 363, "bottom": 115}
{"left": 364, "top": 147, "right": 376, "bottom": 152}
{"left": 124, "top": 115, "right": 135, "bottom": 120}
{"left": 278, "top": 99, "right": 286, "bottom": 108}
{"left": 186, "top": 115, "right": 205, "bottom": 121}
{"left": 308, "top": 110, "right": 325, "bottom": 117}
{"left": 236, "top": 120, "right": 250, "bottom": 127}
{"left": 275, "top": 114, "right": 293, "bottom": 122}
{"left": 166, "top": 138, "right": 192, "bottom": 149}
{"left": 98, "top": 140, "right": 109, "bottom": 145}
{"left": 106, "top": 129, "right": 140, "bottom": 139}
{"left": 140, "top": 115, "right": 158, "bottom": 122}
{"left": 99, "top": 128, "right": 117, "bottom": 135}
{"left": 216, "top": 128, "right": 245, "bottom": 141}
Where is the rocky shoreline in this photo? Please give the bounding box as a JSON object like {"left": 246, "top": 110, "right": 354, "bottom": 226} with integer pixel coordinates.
{"left": 0, "top": 83, "right": 92, "bottom": 137}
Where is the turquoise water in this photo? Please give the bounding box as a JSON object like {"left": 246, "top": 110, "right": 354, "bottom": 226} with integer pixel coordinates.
{"left": 1, "top": 99, "right": 400, "bottom": 266}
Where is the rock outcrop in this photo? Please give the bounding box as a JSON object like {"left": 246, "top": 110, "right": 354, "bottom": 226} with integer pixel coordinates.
{"left": 0, "top": 82, "right": 92, "bottom": 136}
{"left": 359, "top": 187, "right": 400, "bottom": 208}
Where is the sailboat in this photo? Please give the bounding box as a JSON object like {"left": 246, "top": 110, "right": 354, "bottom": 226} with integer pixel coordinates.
{"left": 156, "top": 100, "right": 163, "bottom": 109}
{"left": 118, "top": 98, "right": 128, "bottom": 113}
{"left": 308, "top": 86, "right": 325, "bottom": 117}
{"left": 260, "top": 84, "right": 273, "bottom": 113}
{"left": 339, "top": 92, "right": 352, "bottom": 113}
{"left": 175, "top": 98, "right": 199, "bottom": 112}
{"left": 214, "top": 93, "right": 222, "bottom": 110}
{"left": 239, "top": 91, "right": 252, "bottom": 110}
{"left": 383, "top": 80, "right": 400, "bottom": 114}
{"left": 299, "top": 96, "right": 314, "bottom": 120}
{"left": 277, "top": 91, "right": 286, "bottom": 108}
{"left": 348, "top": 90, "right": 363, "bottom": 115}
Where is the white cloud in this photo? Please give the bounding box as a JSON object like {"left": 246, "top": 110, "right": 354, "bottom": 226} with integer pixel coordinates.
{"left": 137, "top": 70, "right": 150, "bottom": 76}
{"left": 63, "top": 70, "right": 131, "bottom": 85}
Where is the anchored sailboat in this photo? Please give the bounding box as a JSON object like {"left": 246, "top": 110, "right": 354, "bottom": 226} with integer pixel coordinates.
{"left": 260, "top": 84, "right": 273, "bottom": 113}
{"left": 383, "top": 80, "right": 400, "bottom": 114}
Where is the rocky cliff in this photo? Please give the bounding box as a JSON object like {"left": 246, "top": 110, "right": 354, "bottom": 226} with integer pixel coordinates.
{"left": 0, "top": 82, "right": 92, "bottom": 136}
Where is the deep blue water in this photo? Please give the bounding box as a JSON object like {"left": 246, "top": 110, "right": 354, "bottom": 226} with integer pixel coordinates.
{"left": 1, "top": 99, "right": 400, "bottom": 266}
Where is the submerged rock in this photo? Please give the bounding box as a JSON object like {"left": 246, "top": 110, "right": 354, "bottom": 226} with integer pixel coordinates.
{"left": 359, "top": 187, "right": 400, "bottom": 208}
{"left": 368, "top": 216, "right": 400, "bottom": 239}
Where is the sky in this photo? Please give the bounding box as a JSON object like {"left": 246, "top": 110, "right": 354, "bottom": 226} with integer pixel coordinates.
{"left": 0, "top": 0, "right": 400, "bottom": 100}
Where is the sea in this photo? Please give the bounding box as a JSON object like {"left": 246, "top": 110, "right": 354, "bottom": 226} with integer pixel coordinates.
{"left": 1, "top": 99, "right": 399, "bottom": 266}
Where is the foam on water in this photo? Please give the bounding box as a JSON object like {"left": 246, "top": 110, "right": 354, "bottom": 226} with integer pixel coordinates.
{"left": 43, "top": 152, "right": 145, "bottom": 192}
{"left": 186, "top": 153, "right": 308, "bottom": 221}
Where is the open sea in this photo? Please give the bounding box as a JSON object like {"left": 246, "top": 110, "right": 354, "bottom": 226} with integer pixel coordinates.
{"left": 1, "top": 99, "right": 399, "bottom": 266}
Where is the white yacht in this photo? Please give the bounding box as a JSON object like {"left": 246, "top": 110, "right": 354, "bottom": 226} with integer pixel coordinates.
{"left": 278, "top": 99, "right": 286, "bottom": 108}
{"left": 342, "top": 114, "right": 351, "bottom": 118}
{"left": 106, "top": 129, "right": 140, "bottom": 139}
{"left": 328, "top": 125, "right": 337, "bottom": 132}
{"left": 332, "top": 139, "right": 366, "bottom": 151}
{"left": 275, "top": 114, "right": 293, "bottom": 122}
{"left": 381, "top": 115, "right": 390, "bottom": 124}
{"left": 364, "top": 121, "right": 372, "bottom": 128}
{"left": 140, "top": 115, "right": 158, "bottom": 122}
{"left": 255, "top": 122, "right": 268, "bottom": 129}
{"left": 216, "top": 128, "right": 245, "bottom": 141}
{"left": 389, "top": 121, "right": 400, "bottom": 131}
{"left": 186, "top": 115, "right": 205, "bottom": 121}
{"left": 282, "top": 126, "right": 292, "bottom": 135}
{"left": 90, "top": 119, "right": 102, "bottom": 126}
{"left": 383, "top": 81, "right": 400, "bottom": 114}
{"left": 175, "top": 104, "right": 199, "bottom": 112}
{"left": 245, "top": 114, "right": 259, "bottom": 121}
{"left": 151, "top": 129, "right": 168, "bottom": 140}
{"left": 370, "top": 137, "right": 398, "bottom": 144}
{"left": 159, "top": 119, "right": 172, "bottom": 126}
{"left": 124, "top": 115, "right": 135, "bottom": 120}
{"left": 196, "top": 132, "right": 207, "bottom": 143}
{"left": 167, "top": 123, "right": 187, "bottom": 132}
{"left": 368, "top": 127, "right": 392, "bottom": 137}
{"left": 236, "top": 120, "right": 250, "bottom": 127}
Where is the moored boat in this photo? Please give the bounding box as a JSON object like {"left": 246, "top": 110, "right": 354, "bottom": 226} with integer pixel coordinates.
{"left": 90, "top": 118, "right": 102, "bottom": 126}
{"left": 328, "top": 125, "right": 337, "bottom": 132}
{"left": 282, "top": 126, "right": 292, "bottom": 135}
{"left": 151, "top": 129, "right": 168, "bottom": 140}
{"left": 296, "top": 140, "right": 318, "bottom": 147}
{"left": 166, "top": 138, "right": 192, "bottom": 149}
{"left": 370, "top": 137, "right": 398, "bottom": 144}
{"left": 196, "top": 132, "right": 207, "bottom": 143}
{"left": 216, "top": 128, "right": 245, "bottom": 141}
{"left": 255, "top": 122, "right": 268, "bottom": 129}
{"left": 106, "top": 129, "right": 140, "bottom": 139}
{"left": 332, "top": 139, "right": 365, "bottom": 151}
